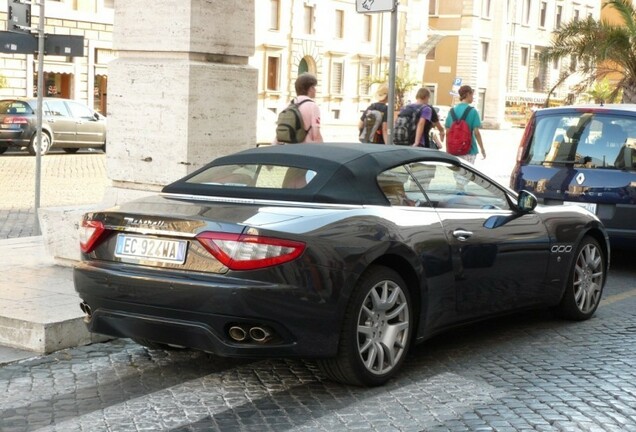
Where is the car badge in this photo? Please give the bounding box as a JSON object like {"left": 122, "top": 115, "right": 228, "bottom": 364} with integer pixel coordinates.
{"left": 576, "top": 173, "right": 585, "bottom": 185}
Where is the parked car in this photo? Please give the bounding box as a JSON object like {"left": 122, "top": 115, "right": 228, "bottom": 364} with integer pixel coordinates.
{"left": 75, "top": 143, "right": 609, "bottom": 386}
{"left": 510, "top": 104, "right": 636, "bottom": 249}
{"left": 0, "top": 98, "right": 106, "bottom": 155}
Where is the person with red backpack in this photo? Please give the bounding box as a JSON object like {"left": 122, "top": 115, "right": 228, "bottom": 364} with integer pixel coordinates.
{"left": 444, "top": 85, "right": 486, "bottom": 163}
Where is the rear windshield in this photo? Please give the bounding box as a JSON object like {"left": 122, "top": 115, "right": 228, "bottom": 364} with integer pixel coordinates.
{"left": 0, "top": 101, "right": 33, "bottom": 115}
{"left": 527, "top": 112, "right": 636, "bottom": 170}
{"left": 185, "top": 164, "right": 317, "bottom": 190}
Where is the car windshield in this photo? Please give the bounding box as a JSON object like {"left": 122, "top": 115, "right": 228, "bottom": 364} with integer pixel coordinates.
{"left": 527, "top": 112, "right": 636, "bottom": 170}
{"left": 0, "top": 100, "right": 32, "bottom": 115}
{"left": 185, "top": 164, "right": 317, "bottom": 190}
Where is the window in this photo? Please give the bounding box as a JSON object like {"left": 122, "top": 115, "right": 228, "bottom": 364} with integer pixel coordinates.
{"left": 377, "top": 162, "right": 511, "bottom": 210}
{"left": 429, "top": 0, "right": 438, "bottom": 15}
{"left": 270, "top": 0, "right": 280, "bottom": 30}
{"left": 363, "top": 15, "right": 372, "bottom": 42}
{"left": 331, "top": 62, "right": 344, "bottom": 95}
{"left": 186, "top": 164, "right": 317, "bottom": 189}
{"left": 522, "top": 0, "right": 531, "bottom": 25}
{"left": 527, "top": 113, "right": 636, "bottom": 170}
{"left": 520, "top": 47, "right": 529, "bottom": 66}
{"left": 555, "top": 5, "right": 562, "bottom": 28}
{"left": 481, "top": 0, "right": 491, "bottom": 18}
{"left": 359, "top": 63, "right": 371, "bottom": 95}
{"left": 66, "top": 101, "right": 93, "bottom": 119}
{"left": 481, "top": 42, "right": 489, "bottom": 62}
{"left": 267, "top": 56, "right": 279, "bottom": 91}
{"left": 570, "top": 54, "right": 577, "bottom": 72}
{"left": 426, "top": 47, "right": 436, "bottom": 60}
{"left": 335, "top": 10, "right": 344, "bottom": 38}
{"left": 552, "top": 57, "right": 559, "bottom": 69}
{"left": 573, "top": 9, "right": 580, "bottom": 22}
{"left": 304, "top": 5, "right": 314, "bottom": 34}
{"left": 539, "top": 1, "right": 547, "bottom": 27}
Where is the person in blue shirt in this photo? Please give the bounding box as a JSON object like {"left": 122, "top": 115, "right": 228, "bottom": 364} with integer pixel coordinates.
{"left": 445, "top": 85, "right": 486, "bottom": 163}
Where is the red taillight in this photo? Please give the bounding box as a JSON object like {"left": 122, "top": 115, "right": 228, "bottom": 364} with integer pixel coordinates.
{"left": 2, "top": 116, "right": 28, "bottom": 125}
{"left": 196, "top": 231, "right": 305, "bottom": 270}
{"left": 79, "top": 220, "right": 107, "bottom": 253}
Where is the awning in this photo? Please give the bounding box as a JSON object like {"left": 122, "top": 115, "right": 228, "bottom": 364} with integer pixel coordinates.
{"left": 40, "top": 62, "right": 74, "bottom": 75}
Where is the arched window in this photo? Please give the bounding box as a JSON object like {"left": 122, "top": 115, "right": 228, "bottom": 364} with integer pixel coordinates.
{"left": 298, "top": 59, "right": 309, "bottom": 75}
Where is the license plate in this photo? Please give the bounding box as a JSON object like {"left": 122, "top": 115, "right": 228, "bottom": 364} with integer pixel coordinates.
{"left": 115, "top": 234, "right": 188, "bottom": 264}
{"left": 564, "top": 201, "right": 597, "bottom": 214}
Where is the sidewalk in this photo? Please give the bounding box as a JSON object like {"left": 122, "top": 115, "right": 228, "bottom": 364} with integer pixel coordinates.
{"left": 0, "top": 236, "right": 105, "bottom": 364}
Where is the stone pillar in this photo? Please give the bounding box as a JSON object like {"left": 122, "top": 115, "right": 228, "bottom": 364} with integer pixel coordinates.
{"left": 107, "top": 0, "right": 257, "bottom": 193}
{"left": 40, "top": 0, "right": 257, "bottom": 262}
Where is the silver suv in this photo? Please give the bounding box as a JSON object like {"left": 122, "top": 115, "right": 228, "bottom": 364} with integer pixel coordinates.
{"left": 0, "top": 98, "right": 106, "bottom": 155}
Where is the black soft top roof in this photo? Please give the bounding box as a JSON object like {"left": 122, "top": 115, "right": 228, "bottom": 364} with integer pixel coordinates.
{"left": 162, "top": 143, "right": 460, "bottom": 205}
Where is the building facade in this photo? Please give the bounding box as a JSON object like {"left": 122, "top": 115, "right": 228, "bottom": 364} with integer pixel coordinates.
{"left": 425, "top": 0, "right": 600, "bottom": 128}
{"left": 0, "top": 0, "right": 114, "bottom": 114}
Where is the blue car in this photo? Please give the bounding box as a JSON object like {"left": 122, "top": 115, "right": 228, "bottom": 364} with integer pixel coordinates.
{"left": 510, "top": 104, "right": 636, "bottom": 249}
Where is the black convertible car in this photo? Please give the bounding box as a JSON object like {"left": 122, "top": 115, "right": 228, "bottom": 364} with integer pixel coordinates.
{"left": 75, "top": 143, "right": 610, "bottom": 386}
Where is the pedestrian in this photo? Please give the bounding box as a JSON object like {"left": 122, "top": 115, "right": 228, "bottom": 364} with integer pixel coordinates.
{"left": 358, "top": 84, "right": 389, "bottom": 144}
{"left": 412, "top": 87, "right": 445, "bottom": 149}
{"left": 294, "top": 73, "right": 323, "bottom": 143}
{"left": 445, "top": 85, "right": 486, "bottom": 162}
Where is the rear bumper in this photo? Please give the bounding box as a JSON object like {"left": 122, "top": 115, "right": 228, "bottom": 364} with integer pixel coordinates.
{"left": 73, "top": 261, "right": 342, "bottom": 358}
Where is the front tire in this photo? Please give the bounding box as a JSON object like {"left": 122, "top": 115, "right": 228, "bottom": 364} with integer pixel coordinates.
{"left": 28, "top": 132, "right": 51, "bottom": 155}
{"left": 556, "top": 236, "right": 605, "bottom": 321}
{"left": 318, "top": 266, "right": 412, "bottom": 386}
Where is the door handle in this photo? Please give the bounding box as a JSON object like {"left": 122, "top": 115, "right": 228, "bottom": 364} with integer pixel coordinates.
{"left": 452, "top": 229, "right": 473, "bottom": 241}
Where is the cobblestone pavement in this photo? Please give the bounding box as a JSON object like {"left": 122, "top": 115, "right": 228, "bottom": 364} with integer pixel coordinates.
{"left": 0, "top": 255, "right": 634, "bottom": 432}
{"left": 0, "top": 152, "right": 109, "bottom": 239}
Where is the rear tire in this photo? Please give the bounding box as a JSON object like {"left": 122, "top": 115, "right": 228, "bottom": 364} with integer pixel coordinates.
{"left": 27, "top": 132, "right": 51, "bottom": 156}
{"left": 318, "top": 265, "right": 412, "bottom": 386}
{"left": 555, "top": 236, "right": 605, "bottom": 321}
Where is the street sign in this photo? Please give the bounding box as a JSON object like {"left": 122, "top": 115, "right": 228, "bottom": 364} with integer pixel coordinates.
{"left": 6, "top": 0, "right": 31, "bottom": 33}
{"left": 44, "top": 34, "right": 84, "bottom": 56}
{"left": 0, "top": 30, "right": 37, "bottom": 54}
{"left": 450, "top": 77, "right": 462, "bottom": 96}
{"left": 355, "top": 0, "right": 395, "bottom": 13}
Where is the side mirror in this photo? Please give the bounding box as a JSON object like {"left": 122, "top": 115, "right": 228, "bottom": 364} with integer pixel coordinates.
{"left": 517, "top": 190, "right": 537, "bottom": 212}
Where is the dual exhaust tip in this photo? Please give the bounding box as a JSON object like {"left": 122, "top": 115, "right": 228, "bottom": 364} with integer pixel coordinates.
{"left": 79, "top": 301, "right": 92, "bottom": 319}
{"left": 228, "top": 325, "right": 273, "bottom": 344}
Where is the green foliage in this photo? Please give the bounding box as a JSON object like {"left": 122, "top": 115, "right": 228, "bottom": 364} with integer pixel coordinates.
{"left": 366, "top": 65, "right": 420, "bottom": 110}
{"left": 541, "top": 0, "right": 636, "bottom": 103}
{"left": 585, "top": 78, "right": 622, "bottom": 104}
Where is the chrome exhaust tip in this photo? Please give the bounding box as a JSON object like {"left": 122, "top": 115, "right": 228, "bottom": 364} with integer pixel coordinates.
{"left": 249, "top": 326, "right": 272, "bottom": 343}
{"left": 79, "top": 301, "right": 92, "bottom": 318}
{"left": 228, "top": 325, "right": 248, "bottom": 342}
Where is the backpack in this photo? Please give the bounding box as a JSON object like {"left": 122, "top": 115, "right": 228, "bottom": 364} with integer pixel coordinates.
{"left": 359, "top": 103, "right": 384, "bottom": 143}
{"left": 276, "top": 99, "right": 311, "bottom": 143}
{"left": 446, "top": 106, "right": 474, "bottom": 156}
{"left": 393, "top": 104, "right": 424, "bottom": 146}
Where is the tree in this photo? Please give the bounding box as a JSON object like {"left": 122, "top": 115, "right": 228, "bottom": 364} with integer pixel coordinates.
{"left": 367, "top": 65, "right": 420, "bottom": 110}
{"left": 585, "top": 78, "right": 623, "bottom": 104}
{"left": 541, "top": 0, "right": 636, "bottom": 103}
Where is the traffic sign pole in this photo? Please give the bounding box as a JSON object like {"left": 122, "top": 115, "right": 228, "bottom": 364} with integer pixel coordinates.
{"left": 386, "top": 4, "right": 397, "bottom": 145}
{"left": 34, "top": 0, "right": 45, "bottom": 235}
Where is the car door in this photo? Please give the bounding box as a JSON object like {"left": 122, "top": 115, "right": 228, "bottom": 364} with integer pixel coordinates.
{"left": 43, "top": 100, "right": 76, "bottom": 145}
{"left": 65, "top": 100, "right": 104, "bottom": 146}
{"left": 419, "top": 162, "right": 551, "bottom": 321}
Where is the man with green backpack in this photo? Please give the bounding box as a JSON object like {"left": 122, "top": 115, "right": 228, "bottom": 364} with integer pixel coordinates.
{"left": 275, "top": 73, "right": 323, "bottom": 144}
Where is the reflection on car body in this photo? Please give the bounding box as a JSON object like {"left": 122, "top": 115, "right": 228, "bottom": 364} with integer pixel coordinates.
{"left": 74, "top": 143, "right": 610, "bottom": 386}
